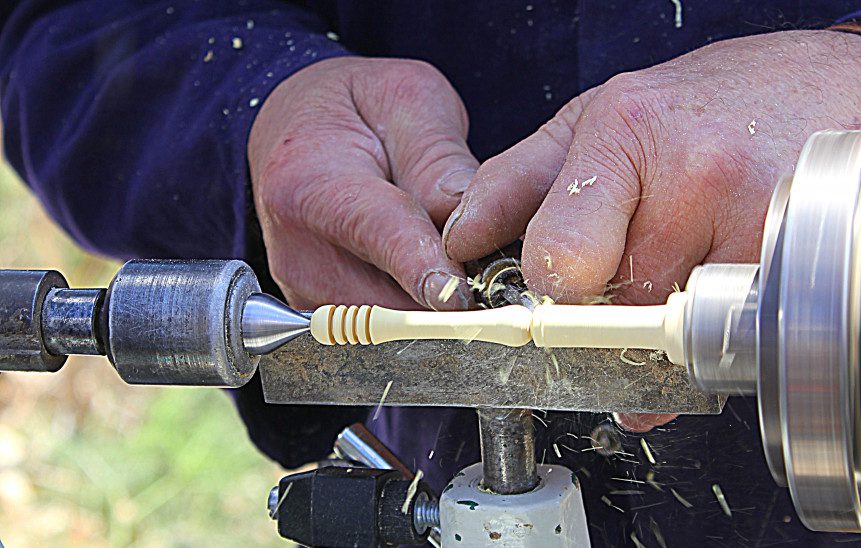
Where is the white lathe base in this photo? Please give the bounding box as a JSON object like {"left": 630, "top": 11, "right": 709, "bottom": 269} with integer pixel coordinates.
{"left": 439, "top": 463, "right": 590, "bottom": 547}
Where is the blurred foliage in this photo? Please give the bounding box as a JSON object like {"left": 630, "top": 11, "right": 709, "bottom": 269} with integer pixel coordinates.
{"left": 0, "top": 159, "right": 283, "bottom": 546}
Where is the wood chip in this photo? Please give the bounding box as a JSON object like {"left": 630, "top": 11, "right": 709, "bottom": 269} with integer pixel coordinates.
{"left": 641, "top": 438, "right": 656, "bottom": 464}
{"left": 402, "top": 470, "right": 424, "bottom": 513}
{"left": 373, "top": 380, "right": 393, "bottom": 421}
{"left": 620, "top": 348, "right": 646, "bottom": 366}
{"left": 670, "top": 487, "right": 693, "bottom": 508}
{"left": 601, "top": 495, "right": 625, "bottom": 513}
{"left": 670, "top": 0, "right": 683, "bottom": 28}
{"left": 438, "top": 275, "right": 460, "bottom": 303}
{"left": 712, "top": 484, "right": 732, "bottom": 517}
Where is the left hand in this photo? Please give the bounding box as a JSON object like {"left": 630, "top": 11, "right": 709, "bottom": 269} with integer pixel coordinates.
{"left": 442, "top": 30, "right": 861, "bottom": 431}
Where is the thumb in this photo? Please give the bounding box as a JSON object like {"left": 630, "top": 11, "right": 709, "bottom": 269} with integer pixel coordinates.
{"left": 522, "top": 95, "right": 644, "bottom": 303}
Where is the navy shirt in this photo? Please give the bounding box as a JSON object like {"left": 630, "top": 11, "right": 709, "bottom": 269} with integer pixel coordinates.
{"left": 2, "top": 2, "right": 861, "bottom": 545}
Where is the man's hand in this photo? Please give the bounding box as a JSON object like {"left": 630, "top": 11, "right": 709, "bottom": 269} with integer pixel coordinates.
{"left": 443, "top": 30, "right": 861, "bottom": 430}
{"left": 249, "top": 57, "right": 477, "bottom": 310}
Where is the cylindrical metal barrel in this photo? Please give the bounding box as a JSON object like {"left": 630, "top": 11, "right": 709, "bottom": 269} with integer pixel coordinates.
{"left": 477, "top": 407, "right": 538, "bottom": 495}
{"left": 0, "top": 270, "right": 68, "bottom": 372}
{"left": 105, "top": 260, "right": 260, "bottom": 387}
{"left": 42, "top": 288, "right": 106, "bottom": 356}
{"left": 684, "top": 263, "right": 759, "bottom": 394}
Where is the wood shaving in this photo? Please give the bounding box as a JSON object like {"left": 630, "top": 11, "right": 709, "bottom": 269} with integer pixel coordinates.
{"left": 566, "top": 175, "right": 597, "bottom": 196}
{"left": 612, "top": 477, "right": 645, "bottom": 484}
{"left": 466, "top": 276, "right": 486, "bottom": 292}
{"left": 438, "top": 275, "right": 460, "bottom": 303}
{"left": 642, "top": 280, "right": 653, "bottom": 292}
{"left": 650, "top": 518, "right": 668, "bottom": 548}
{"left": 582, "top": 294, "right": 615, "bottom": 305}
{"left": 402, "top": 470, "right": 424, "bottom": 514}
{"left": 601, "top": 495, "right": 625, "bottom": 513}
{"left": 373, "top": 380, "right": 393, "bottom": 421}
{"left": 646, "top": 470, "right": 663, "bottom": 492}
{"left": 553, "top": 443, "right": 562, "bottom": 459}
{"left": 631, "top": 532, "right": 647, "bottom": 548}
{"left": 670, "top": 487, "right": 693, "bottom": 508}
{"left": 268, "top": 482, "right": 293, "bottom": 519}
{"left": 545, "top": 255, "right": 553, "bottom": 269}
{"left": 672, "top": 282, "right": 682, "bottom": 293}
{"left": 203, "top": 50, "right": 214, "bottom": 62}
{"left": 641, "top": 438, "right": 656, "bottom": 464}
{"left": 748, "top": 120, "right": 756, "bottom": 135}
{"left": 712, "top": 484, "right": 732, "bottom": 517}
{"left": 620, "top": 348, "right": 646, "bottom": 366}
{"left": 670, "top": 0, "right": 683, "bottom": 28}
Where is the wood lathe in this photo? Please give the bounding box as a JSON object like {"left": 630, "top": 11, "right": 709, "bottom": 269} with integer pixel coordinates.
{"left": 1, "top": 130, "right": 860, "bottom": 545}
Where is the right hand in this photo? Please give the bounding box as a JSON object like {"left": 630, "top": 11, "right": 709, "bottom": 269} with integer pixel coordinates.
{"left": 248, "top": 58, "right": 478, "bottom": 310}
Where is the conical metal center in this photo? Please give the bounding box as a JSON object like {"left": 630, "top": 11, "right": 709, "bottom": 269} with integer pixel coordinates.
{"left": 241, "top": 293, "right": 311, "bottom": 355}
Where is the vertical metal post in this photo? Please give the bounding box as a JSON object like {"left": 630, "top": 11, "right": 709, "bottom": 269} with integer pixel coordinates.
{"left": 477, "top": 407, "right": 538, "bottom": 494}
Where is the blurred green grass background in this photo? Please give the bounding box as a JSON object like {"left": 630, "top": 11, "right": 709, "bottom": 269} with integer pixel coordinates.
{"left": 0, "top": 159, "right": 283, "bottom": 546}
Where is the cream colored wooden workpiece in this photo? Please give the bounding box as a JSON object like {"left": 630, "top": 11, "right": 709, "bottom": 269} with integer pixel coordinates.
{"left": 311, "top": 304, "right": 534, "bottom": 347}
{"left": 310, "top": 293, "right": 689, "bottom": 362}
{"left": 531, "top": 292, "right": 688, "bottom": 364}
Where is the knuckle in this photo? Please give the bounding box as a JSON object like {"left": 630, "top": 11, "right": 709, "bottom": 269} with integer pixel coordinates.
{"left": 402, "top": 131, "right": 468, "bottom": 179}
{"left": 537, "top": 116, "right": 575, "bottom": 153}
{"left": 382, "top": 59, "right": 453, "bottom": 104}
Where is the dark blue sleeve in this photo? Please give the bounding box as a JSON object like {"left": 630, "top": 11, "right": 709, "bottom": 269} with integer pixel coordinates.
{"left": 0, "top": 0, "right": 349, "bottom": 260}
{"left": 837, "top": 10, "right": 861, "bottom": 22}
{"left": 0, "top": 0, "right": 367, "bottom": 470}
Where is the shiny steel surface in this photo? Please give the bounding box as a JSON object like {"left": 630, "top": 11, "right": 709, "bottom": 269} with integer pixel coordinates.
{"left": 334, "top": 423, "right": 415, "bottom": 480}
{"left": 779, "top": 130, "right": 861, "bottom": 530}
{"left": 0, "top": 270, "right": 68, "bottom": 372}
{"left": 42, "top": 288, "right": 105, "bottom": 356}
{"left": 106, "top": 260, "right": 261, "bottom": 387}
{"left": 758, "top": 174, "right": 792, "bottom": 486}
{"left": 684, "top": 264, "right": 759, "bottom": 394}
{"left": 241, "top": 293, "right": 310, "bottom": 355}
{"left": 477, "top": 408, "right": 538, "bottom": 495}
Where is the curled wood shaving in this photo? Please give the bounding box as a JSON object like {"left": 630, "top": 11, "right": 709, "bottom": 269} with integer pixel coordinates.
{"left": 620, "top": 348, "right": 646, "bottom": 366}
